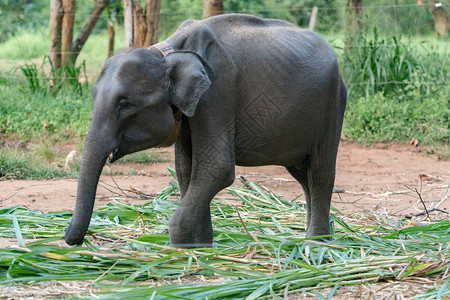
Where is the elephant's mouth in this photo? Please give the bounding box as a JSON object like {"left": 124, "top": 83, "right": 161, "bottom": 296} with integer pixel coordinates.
{"left": 109, "top": 148, "right": 124, "bottom": 163}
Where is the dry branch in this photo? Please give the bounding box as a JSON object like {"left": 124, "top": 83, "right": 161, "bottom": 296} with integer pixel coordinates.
{"left": 71, "top": 0, "right": 108, "bottom": 63}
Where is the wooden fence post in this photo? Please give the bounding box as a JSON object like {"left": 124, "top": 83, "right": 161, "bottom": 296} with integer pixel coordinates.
{"left": 145, "top": 0, "right": 161, "bottom": 46}
{"left": 124, "top": 0, "right": 135, "bottom": 47}
{"left": 107, "top": 20, "right": 115, "bottom": 57}
{"left": 309, "top": 6, "right": 318, "bottom": 30}
{"left": 345, "top": 0, "right": 363, "bottom": 51}
{"left": 61, "top": 0, "right": 75, "bottom": 66}
{"left": 203, "top": 0, "right": 223, "bottom": 19}
{"left": 49, "top": 0, "right": 63, "bottom": 70}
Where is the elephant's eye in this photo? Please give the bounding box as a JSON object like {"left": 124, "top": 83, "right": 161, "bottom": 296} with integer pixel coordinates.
{"left": 119, "top": 99, "right": 128, "bottom": 108}
{"left": 116, "top": 99, "right": 133, "bottom": 118}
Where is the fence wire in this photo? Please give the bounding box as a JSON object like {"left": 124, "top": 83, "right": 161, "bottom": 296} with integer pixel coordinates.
{"left": 0, "top": 2, "right": 448, "bottom": 87}
{"left": 1, "top": 2, "right": 445, "bottom": 18}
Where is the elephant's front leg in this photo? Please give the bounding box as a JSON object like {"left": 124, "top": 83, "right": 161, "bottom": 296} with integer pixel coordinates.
{"left": 169, "top": 137, "right": 235, "bottom": 248}
{"left": 174, "top": 125, "right": 192, "bottom": 198}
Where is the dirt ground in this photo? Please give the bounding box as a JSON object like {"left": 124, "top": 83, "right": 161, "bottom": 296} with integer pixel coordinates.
{"left": 1, "top": 143, "right": 449, "bottom": 217}
{"left": 0, "top": 142, "right": 449, "bottom": 299}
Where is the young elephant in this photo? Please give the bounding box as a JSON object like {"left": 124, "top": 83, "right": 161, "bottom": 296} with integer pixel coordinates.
{"left": 65, "top": 14, "right": 347, "bottom": 248}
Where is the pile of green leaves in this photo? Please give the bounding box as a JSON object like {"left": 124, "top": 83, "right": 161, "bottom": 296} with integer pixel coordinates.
{"left": 0, "top": 170, "right": 448, "bottom": 298}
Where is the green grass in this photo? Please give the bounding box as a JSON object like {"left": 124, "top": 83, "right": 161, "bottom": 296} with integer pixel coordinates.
{"left": 0, "top": 170, "right": 448, "bottom": 298}
{"left": 340, "top": 27, "right": 448, "bottom": 99}
{"left": 35, "top": 144, "right": 56, "bottom": 161}
{"left": 0, "top": 26, "right": 124, "bottom": 76}
{"left": 0, "top": 28, "right": 49, "bottom": 60}
{"left": 0, "top": 147, "right": 78, "bottom": 179}
{"left": 117, "top": 149, "right": 169, "bottom": 164}
{"left": 0, "top": 145, "right": 168, "bottom": 180}
{"left": 0, "top": 77, "right": 91, "bottom": 142}
{"left": 334, "top": 27, "right": 450, "bottom": 152}
{"left": 0, "top": 24, "right": 449, "bottom": 162}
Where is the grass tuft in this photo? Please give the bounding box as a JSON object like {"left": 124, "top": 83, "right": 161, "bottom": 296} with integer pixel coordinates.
{"left": 0, "top": 147, "right": 78, "bottom": 179}
{"left": 341, "top": 27, "right": 448, "bottom": 99}
{"left": 15, "top": 55, "right": 88, "bottom": 95}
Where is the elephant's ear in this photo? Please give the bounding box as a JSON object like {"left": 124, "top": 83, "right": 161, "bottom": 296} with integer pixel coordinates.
{"left": 165, "top": 52, "right": 211, "bottom": 117}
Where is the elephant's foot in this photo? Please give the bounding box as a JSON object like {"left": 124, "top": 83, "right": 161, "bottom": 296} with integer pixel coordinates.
{"left": 305, "top": 223, "right": 331, "bottom": 241}
{"left": 306, "top": 229, "right": 330, "bottom": 238}
{"left": 169, "top": 206, "right": 213, "bottom": 248}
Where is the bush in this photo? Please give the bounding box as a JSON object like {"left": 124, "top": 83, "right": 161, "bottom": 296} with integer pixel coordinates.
{"left": 343, "top": 88, "right": 449, "bottom": 145}
{"left": 341, "top": 27, "right": 448, "bottom": 99}
{"left": 0, "top": 75, "right": 91, "bottom": 141}
{"left": 362, "top": 0, "right": 435, "bottom": 36}
{"left": 340, "top": 26, "right": 449, "bottom": 150}
{"left": 0, "top": 27, "right": 49, "bottom": 60}
{"left": 15, "top": 55, "right": 88, "bottom": 95}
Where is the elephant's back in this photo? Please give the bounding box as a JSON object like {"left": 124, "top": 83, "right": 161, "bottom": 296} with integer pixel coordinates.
{"left": 171, "top": 14, "right": 338, "bottom": 84}
{"left": 204, "top": 14, "right": 335, "bottom": 60}
{"left": 171, "top": 14, "right": 344, "bottom": 166}
{"left": 202, "top": 14, "right": 339, "bottom": 90}
{"left": 201, "top": 15, "right": 343, "bottom": 166}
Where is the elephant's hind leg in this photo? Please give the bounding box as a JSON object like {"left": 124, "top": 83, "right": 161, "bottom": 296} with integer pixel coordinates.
{"left": 304, "top": 153, "right": 336, "bottom": 238}
{"left": 286, "top": 165, "right": 311, "bottom": 230}
{"left": 287, "top": 152, "right": 335, "bottom": 239}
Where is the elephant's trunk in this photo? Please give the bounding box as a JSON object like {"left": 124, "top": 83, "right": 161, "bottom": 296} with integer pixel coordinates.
{"left": 65, "top": 132, "right": 111, "bottom": 245}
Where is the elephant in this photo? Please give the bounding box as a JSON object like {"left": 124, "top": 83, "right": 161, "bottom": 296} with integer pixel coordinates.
{"left": 64, "top": 13, "right": 347, "bottom": 248}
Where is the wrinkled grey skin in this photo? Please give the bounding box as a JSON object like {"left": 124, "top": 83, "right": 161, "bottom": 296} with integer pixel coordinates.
{"left": 65, "top": 14, "right": 347, "bottom": 247}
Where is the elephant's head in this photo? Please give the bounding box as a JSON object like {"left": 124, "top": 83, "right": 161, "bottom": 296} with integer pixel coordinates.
{"left": 64, "top": 47, "right": 211, "bottom": 245}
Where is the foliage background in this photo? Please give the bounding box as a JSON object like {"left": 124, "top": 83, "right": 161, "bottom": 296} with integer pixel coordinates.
{"left": 0, "top": 1, "right": 448, "bottom": 297}
{"left": 0, "top": 0, "right": 449, "bottom": 161}
{"left": 0, "top": 0, "right": 441, "bottom": 42}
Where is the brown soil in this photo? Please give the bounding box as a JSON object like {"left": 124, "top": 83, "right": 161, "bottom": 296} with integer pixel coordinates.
{"left": 1, "top": 143, "right": 449, "bottom": 216}
{"left": 0, "top": 142, "right": 449, "bottom": 299}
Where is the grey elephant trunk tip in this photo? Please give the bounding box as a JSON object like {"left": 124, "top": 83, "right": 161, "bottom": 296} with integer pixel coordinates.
{"left": 64, "top": 225, "right": 85, "bottom": 246}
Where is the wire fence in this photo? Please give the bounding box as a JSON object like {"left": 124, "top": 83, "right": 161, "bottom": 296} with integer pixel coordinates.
{"left": 1, "top": 2, "right": 444, "bottom": 17}
{"left": 0, "top": 2, "right": 443, "bottom": 30}
{"left": 1, "top": 74, "right": 449, "bottom": 89}
{"left": 0, "top": 3, "right": 445, "bottom": 42}
{"left": 0, "top": 2, "right": 448, "bottom": 88}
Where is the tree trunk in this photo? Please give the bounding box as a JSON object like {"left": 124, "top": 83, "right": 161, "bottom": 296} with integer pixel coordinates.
{"left": 124, "top": 0, "right": 134, "bottom": 47}
{"left": 49, "top": 0, "right": 63, "bottom": 70}
{"left": 429, "top": 1, "right": 448, "bottom": 37}
{"left": 133, "top": 0, "right": 147, "bottom": 47}
{"left": 145, "top": 0, "right": 161, "bottom": 46}
{"left": 61, "top": 0, "right": 75, "bottom": 66}
{"left": 308, "top": 6, "right": 319, "bottom": 30}
{"left": 107, "top": 20, "right": 115, "bottom": 58}
{"left": 131, "top": 0, "right": 161, "bottom": 48}
{"left": 345, "top": 0, "right": 363, "bottom": 51}
{"left": 71, "top": 0, "right": 109, "bottom": 64}
{"left": 203, "top": 0, "right": 223, "bottom": 19}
